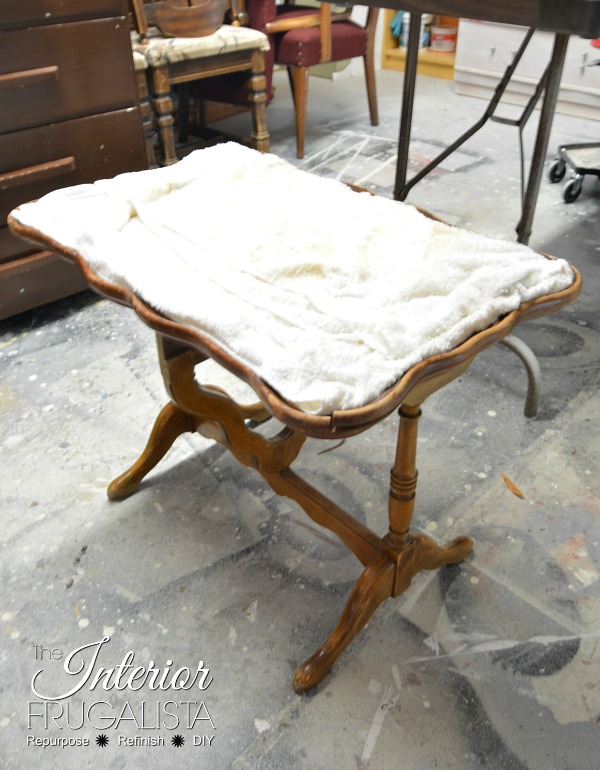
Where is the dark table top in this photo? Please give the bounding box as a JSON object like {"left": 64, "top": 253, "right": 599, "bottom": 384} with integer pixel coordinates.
{"left": 352, "top": 0, "right": 600, "bottom": 38}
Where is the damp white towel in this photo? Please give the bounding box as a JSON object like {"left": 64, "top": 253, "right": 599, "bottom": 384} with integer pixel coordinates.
{"left": 13, "top": 143, "right": 574, "bottom": 414}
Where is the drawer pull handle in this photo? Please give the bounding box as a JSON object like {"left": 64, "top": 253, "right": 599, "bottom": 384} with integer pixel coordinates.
{"left": 0, "top": 65, "right": 59, "bottom": 90}
{"left": 0, "top": 156, "right": 76, "bottom": 190}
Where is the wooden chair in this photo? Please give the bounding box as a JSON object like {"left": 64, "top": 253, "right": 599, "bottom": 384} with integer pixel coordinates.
{"left": 130, "top": 0, "right": 270, "bottom": 164}
{"left": 265, "top": 3, "right": 380, "bottom": 159}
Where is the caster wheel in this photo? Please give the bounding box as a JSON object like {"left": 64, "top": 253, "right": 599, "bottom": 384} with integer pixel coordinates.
{"left": 548, "top": 159, "right": 566, "bottom": 183}
{"left": 563, "top": 177, "right": 583, "bottom": 204}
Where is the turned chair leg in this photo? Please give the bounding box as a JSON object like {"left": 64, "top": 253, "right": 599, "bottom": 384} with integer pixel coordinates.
{"left": 135, "top": 68, "right": 158, "bottom": 169}
{"left": 150, "top": 65, "right": 178, "bottom": 166}
{"left": 363, "top": 53, "right": 379, "bottom": 126}
{"left": 291, "top": 65, "right": 309, "bottom": 159}
{"left": 248, "top": 50, "right": 270, "bottom": 153}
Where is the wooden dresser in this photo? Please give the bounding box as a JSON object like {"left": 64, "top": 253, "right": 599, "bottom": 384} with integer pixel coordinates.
{"left": 0, "top": 0, "right": 148, "bottom": 320}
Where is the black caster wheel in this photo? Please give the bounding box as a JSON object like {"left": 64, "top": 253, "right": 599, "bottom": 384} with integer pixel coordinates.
{"left": 563, "top": 176, "right": 583, "bottom": 204}
{"left": 548, "top": 159, "right": 566, "bottom": 183}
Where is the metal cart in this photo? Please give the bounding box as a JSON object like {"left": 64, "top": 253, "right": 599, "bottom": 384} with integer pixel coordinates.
{"left": 549, "top": 143, "right": 600, "bottom": 202}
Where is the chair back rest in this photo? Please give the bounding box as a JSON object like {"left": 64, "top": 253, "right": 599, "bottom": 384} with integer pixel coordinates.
{"left": 319, "top": 3, "right": 331, "bottom": 62}
{"left": 365, "top": 7, "right": 379, "bottom": 39}
{"left": 320, "top": 5, "right": 380, "bottom": 64}
{"left": 130, "top": 0, "right": 230, "bottom": 38}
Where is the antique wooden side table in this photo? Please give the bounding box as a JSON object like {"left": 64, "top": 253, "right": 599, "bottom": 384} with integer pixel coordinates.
{"left": 8, "top": 144, "right": 580, "bottom": 692}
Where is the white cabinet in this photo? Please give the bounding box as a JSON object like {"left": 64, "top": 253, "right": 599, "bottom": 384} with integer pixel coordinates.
{"left": 454, "top": 19, "right": 600, "bottom": 120}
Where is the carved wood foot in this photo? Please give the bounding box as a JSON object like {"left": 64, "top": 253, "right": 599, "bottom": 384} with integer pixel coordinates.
{"left": 386, "top": 532, "right": 474, "bottom": 597}
{"left": 107, "top": 402, "right": 195, "bottom": 500}
{"left": 292, "top": 532, "right": 473, "bottom": 693}
{"left": 293, "top": 557, "right": 395, "bottom": 693}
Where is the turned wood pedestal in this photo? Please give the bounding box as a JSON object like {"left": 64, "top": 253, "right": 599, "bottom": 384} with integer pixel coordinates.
{"left": 108, "top": 335, "right": 475, "bottom": 692}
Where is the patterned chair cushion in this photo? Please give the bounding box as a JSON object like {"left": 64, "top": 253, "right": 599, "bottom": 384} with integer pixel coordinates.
{"left": 132, "top": 50, "right": 149, "bottom": 70}
{"left": 132, "top": 25, "right": 270, "bottom": 68}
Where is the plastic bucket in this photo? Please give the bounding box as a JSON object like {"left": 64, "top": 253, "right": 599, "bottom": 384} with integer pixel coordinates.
{"left": 430, "top": 25, "right": 457, "bottom": 52}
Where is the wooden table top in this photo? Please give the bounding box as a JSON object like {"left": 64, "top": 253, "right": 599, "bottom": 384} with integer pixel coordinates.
{"left": 346, "top": 0, "right": 600, "bottom": 37}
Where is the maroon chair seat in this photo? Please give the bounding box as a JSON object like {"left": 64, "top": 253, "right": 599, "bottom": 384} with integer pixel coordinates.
{"left": 276, "top": 17, "right": 369, "bottom": 66}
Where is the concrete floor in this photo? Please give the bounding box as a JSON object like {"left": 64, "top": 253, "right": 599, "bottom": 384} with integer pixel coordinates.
{"left": 1, "top": 68, "right": 600, "bottom": 769}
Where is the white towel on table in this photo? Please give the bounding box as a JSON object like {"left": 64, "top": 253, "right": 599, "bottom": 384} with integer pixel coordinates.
{"left": 13, "top": 143, "right": 574, "bottom": 414}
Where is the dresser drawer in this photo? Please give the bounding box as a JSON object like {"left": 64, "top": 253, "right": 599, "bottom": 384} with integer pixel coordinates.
{"left": 0, "top": 250, "right": 88, "bottom": 321}
{"left": 0, "top": 17, "right": 137, "bottom": 134}
{"left": 1, "top": 108, "right": 146, "bottom": 227}
{"left": 0, "top": 227, "right": 37, "bottom": 265}
{"left": 0, "top": 0, "right": 127, "bottom": 30}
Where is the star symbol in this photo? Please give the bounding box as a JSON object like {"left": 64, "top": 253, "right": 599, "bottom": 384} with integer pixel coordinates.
{"left": 95, "top": 734, "right": 109, "bottom": 747}
{"left": 171, "top": 734, "right": 185, "bottom": 747}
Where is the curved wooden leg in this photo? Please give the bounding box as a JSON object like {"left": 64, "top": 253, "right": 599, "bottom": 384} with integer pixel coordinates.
{"left": 293, "top": 557, "right": 395, "bottom": 693}
{"left": 107, "top": 402, "right": 195, "bottom": 500}
{"left": 292, "top": 533, "right": 473, "bottom": 693}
